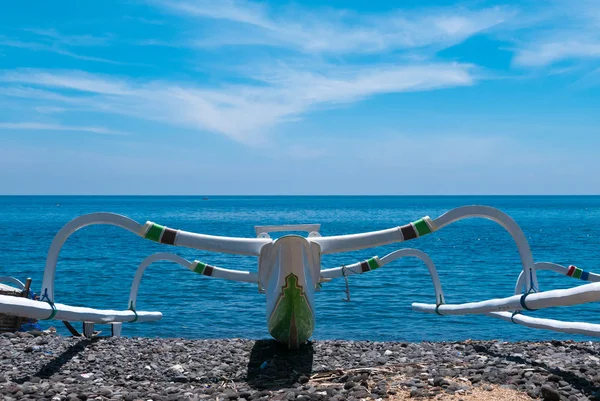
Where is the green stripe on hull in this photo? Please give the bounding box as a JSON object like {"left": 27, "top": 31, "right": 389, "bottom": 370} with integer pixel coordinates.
{"left": 268, "top": 274, "right": 314, "bottom": 349}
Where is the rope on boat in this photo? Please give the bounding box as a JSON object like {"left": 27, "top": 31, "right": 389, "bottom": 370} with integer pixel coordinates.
{"left": 42, "top": 301, "right": 57, "bottom": 320}
{"left": 341, "top": 265, "right": 351, "bottom": 302}
{"left": 129, "top": 301, "right": 138, "bottom": 323}
{"left": 510, "top": 311, "right": 520, "bottom": 324}
{"left": 40, "top": 289, "right": 57, "bottom": 320}
{"left": 519, "top": 288, "right": 538, "bottom": 311}
{"left": 435, "top": 295, "right": 444, "bottom": 316}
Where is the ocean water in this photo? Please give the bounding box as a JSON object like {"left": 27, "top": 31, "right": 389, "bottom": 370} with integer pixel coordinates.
{"left": 1, "top": 196, "right": 599, "bottom": 342}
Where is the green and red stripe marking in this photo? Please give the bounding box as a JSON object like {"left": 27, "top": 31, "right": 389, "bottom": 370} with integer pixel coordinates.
{"left": 144, "top": 223, "right": 178, "bottom": 245}
{"left": 268, "top": 273, "right": 314, "bottom": 349}
{"left": 193, "top": 261, "right": 214, "bottom": 277}
{"left": 400, "top": 217, "right": 434, "bottom": 241}
{"left": 360, "top": 257, "right": 380, "bottom": 273}
{"left": 567, "top": 265, "right": 590, "bottom": 281}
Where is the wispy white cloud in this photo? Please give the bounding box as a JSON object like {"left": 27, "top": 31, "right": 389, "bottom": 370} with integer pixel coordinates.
{"left": 0, "top": 28, "right": 126, "bottom": 65}
{"left": 166, "top": 0, "right": 270, "bottom": 29}
{"left": 155, "top": 0, "right": 511, "bottom": 54}
{"left": 0, "top": 37, "right": 127, "bottom": 65}
{"left": 514, "top": 36, "right": 600, "bottom": 67}
{"left": 0, "top": 70, "right": 132, "bottom": 95}
{"left": 514, "top": 41, "right": 600, "bottom": 67}
{"left": 0, "top": 122, "right": 126, "bottom": 135}
{"left": 23, "top": 28, "right": 113, "bottom": 47}
{"left": 510, "top": 1, "right": 600, "bottom": 67}
{"left": 34, "top": 106, "right": 68, "bottom": 114}
{"left": 0, "top": 37, "right": 47, "bottom": 52}
{"left": 0, "top": 86, "right": 88, "bottom": 103}
{"left": 0, "top": 64, "right": 473, "bottom": 142}
{"left": 5, "top": 0, "right": 595, "bottom": 147}
{"left": 155, "top": 0, "right": 600, "bottom": 71}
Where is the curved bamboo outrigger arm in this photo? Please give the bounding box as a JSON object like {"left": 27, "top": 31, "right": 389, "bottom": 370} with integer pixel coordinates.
{"left": 0, "top": 276, "right": 26, "bottom": 290}
{"left": 513, "top": 262, "right": 600, "bottom": 294}
{"left": 320, "top": 248, "right": 445, "bottom": 305}
{"left": 41, "top": 212, "right": 270, "bottom": 302}
{"left": 128, "top": 253, "right": 258, "bottom": 310}
{"left": 0, "top": 294, "right": 162, "bottom": 324}
{"left": 487, "top": 311, "right": 600, "bottom": 337}
{"left": 484, "top": 261, "right": 600, "bottom": 337}
{"left": 408, "top": 251, "right": 600, "bottom": 337}
{"left": 311, "top": 206, "right": 537, "bottom": 292}
{"left": 41, "top": 206, "right": 536, "bottom": 302}
{"left": 413, "top": 283, "right": 600, "bottom": 315}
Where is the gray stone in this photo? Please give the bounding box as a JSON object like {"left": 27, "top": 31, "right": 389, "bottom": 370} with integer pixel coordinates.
{"left": 541, "top": 384, "right": 561, "bottom": 401}
{"left": 96, "top": 387, "right": 113, "bottom": 397}
{"left": 548, "top": 374, "right": 562, "bottom": 382}
{"left": 343, "top": 381, "right": 356, "bottom": 390}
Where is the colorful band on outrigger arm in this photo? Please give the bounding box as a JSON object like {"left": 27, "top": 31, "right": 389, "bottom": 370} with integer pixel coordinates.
{"left": 400, "top": 216, "right": 436, "bottom": 241}
{"left": 141, "top": 221, "right": 178, "bottom": 245}
{"left": 359, "top": 257, "right": 381, "bottom": 273}
{"left": 567, "top": 265, "right": 590, "bottom": 281}
{"left": 192, "top": 261, "right": 215, "bottom": 277}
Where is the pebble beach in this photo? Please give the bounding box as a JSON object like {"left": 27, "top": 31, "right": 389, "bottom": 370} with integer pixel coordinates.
{"left": 1, "top": 332, "right": 599, "bottom": 401}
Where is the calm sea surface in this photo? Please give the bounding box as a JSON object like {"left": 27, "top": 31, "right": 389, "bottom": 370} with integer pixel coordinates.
{"left": 1, "top": 196, "right": 599, "bottom": 342}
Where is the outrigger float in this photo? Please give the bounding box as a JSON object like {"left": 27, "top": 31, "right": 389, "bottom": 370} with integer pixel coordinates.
{"left": 1, "top": 205, "right": 599, "bottom": 348}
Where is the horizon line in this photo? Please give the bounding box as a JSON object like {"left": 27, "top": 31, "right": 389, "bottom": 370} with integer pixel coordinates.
{"left": 2, "top": 194, "right": 600, "bottom": 197}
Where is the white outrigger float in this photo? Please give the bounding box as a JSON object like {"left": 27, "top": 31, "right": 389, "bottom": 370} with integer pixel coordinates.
{"left": 1, "top": 205, "right": 599, "bottom": 348}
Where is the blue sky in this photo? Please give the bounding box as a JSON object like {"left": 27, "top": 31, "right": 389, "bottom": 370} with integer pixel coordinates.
{"left": 1, "top": 0, "right": 599, "bottom": 195}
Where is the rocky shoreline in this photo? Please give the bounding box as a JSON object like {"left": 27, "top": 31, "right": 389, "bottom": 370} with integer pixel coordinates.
{"left": 1, "top": 332, "right": 599, "bottom": 401}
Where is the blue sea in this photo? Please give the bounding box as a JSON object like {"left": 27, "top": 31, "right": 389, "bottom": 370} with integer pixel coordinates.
{"left": 1, "top": 196, "right": 599, "bottom": 342}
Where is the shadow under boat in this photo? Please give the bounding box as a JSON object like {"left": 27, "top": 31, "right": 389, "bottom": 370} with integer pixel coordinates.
{"left": 14, "top": 338, "right": 97, "bottom": 384}
{"left": 247, "top": 339, "right": 314, "bottom": 390}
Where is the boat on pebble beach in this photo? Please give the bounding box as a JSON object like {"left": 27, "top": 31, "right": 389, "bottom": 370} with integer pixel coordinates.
{"left": 0, "top": 205, "right": 599, "bottom": 348}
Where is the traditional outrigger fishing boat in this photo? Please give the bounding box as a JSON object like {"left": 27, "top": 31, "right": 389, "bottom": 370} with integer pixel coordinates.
{"left": 0, "top": 205, "right": 599, "bottom": 348}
